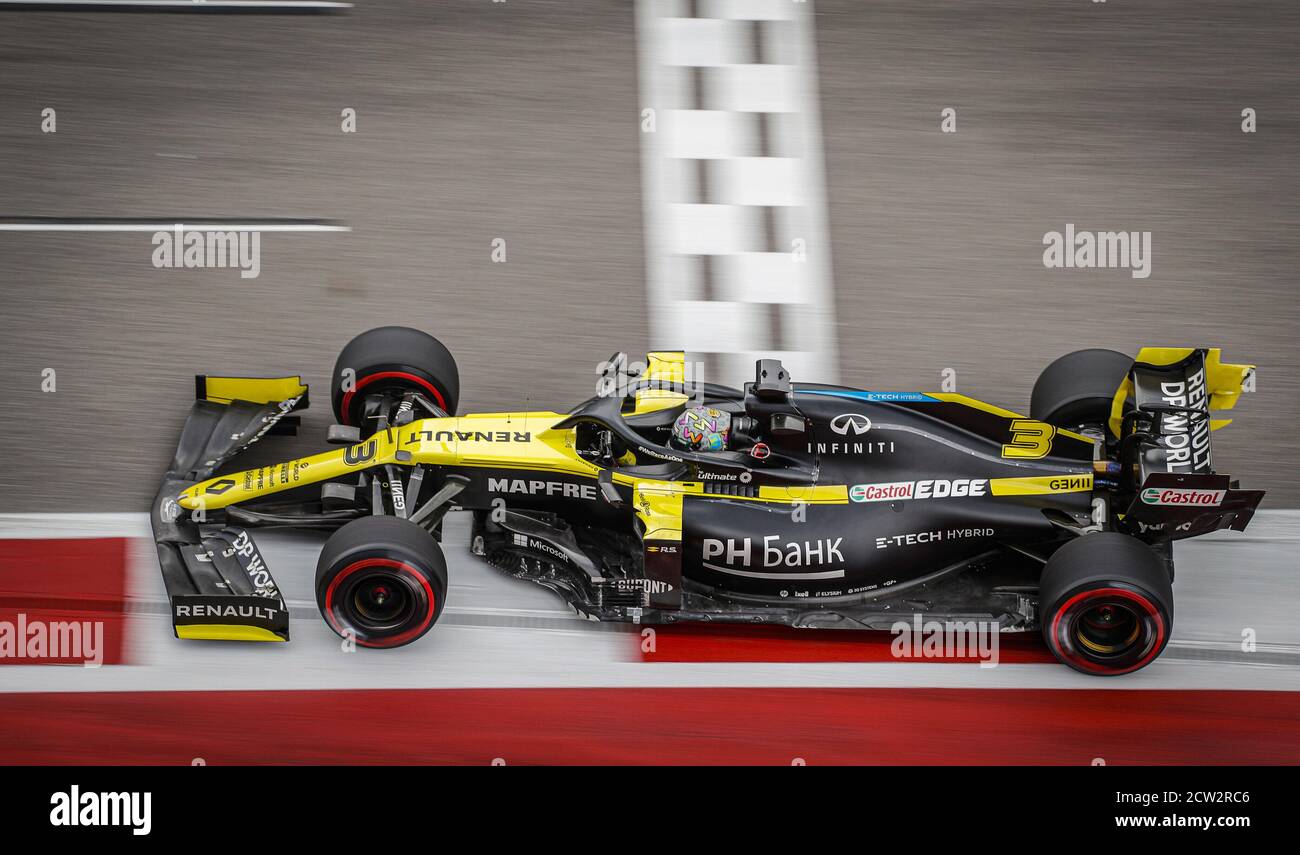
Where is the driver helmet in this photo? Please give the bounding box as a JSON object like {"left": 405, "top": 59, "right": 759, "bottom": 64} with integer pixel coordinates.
{"left": 672, "top": 406, "right": 731, "bottom": 452}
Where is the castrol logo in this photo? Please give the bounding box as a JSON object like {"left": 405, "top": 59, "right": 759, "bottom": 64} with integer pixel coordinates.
{"left": 1140, "top": 487, "right": 1225, "bottom": 506}
{"left": 850, "top": 479, "right": 987, "bottom": 503}
{"left": 850, "top": 481, "right": 914, "bottom": 503}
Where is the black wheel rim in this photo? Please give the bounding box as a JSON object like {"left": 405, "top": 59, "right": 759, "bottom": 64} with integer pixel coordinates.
{"left": 350, "top": 573, "right": 414, "bottom": 628}
{"left": 1075, "top": 601, "right": 1142, "bottom": 656}
{"left": 1051, "top": 586, "right": 1165, "bottom": 674}
{"left": 339, "top": 571, "right": 423, "bottom": 635}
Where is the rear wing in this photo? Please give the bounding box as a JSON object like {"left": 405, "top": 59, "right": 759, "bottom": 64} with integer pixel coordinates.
{"left": 150, "top": 375, "right": 307, "bottom": 642}
{"left": 1108, "top": 349, "right": 1262, "bottom": 541}
{"left": 1109, "top": 348, "right": 1254, "bottom": 476}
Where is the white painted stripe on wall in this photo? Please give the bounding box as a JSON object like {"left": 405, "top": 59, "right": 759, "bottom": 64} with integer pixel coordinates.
{"left": 636, "top": 0, "right": 839, "bottom": 386}
{"left": 0, "top": 223, "right": 349, "bottom": 232}
{"left": 0, "top": 512, "right": 153, "bottom": 538}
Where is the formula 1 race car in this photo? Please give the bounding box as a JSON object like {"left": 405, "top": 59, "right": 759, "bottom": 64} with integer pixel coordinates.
{"left": 150, "top": 328, "right": 1263, "bottom": 674}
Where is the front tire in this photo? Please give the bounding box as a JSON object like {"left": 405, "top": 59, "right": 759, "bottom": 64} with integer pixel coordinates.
{"left": 331, "top": 326, "right": 460, "bottom": 429}
{"left": 1039, "top": 533, "right": 1172, "bottom": 675}
{"left": 315, "top": 515, "right": 448, "bottom": 649}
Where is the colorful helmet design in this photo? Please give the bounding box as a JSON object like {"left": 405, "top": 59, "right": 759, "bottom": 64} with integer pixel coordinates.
{"left": 672, "top": 406, "right": 731, "bottom": 452}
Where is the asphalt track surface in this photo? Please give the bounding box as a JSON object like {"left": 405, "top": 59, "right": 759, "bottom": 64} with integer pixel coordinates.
{"left": 0, "top": 0, "right": 1296, "bottom": 509}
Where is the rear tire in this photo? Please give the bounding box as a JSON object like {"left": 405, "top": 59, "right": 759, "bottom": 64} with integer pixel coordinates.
{"left": 315, "top": 515, "right": 448, "bottom": 649}
{"left": 1030, "top": 349, "right": 1131, "bottom": 433}
{"left": 331, "top": 326, "right": 460, "bottom": 428}
{"left": 1039, "top": 533, "right": 1172, "bottom": 676}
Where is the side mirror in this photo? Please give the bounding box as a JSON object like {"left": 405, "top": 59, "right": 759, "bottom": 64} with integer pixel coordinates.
{"left": 598, "top": 352, "right": 633, "bottom": 398}
{"left": 327, "top": 424, "right": 362, "bottom": 444}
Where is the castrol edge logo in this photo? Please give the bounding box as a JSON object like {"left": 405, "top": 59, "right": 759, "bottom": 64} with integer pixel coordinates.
{"left": 850, "top": 479, "right": 987, "bottom": 503}
{"left": 1141, "top": 486, "right": 1225, "bottom": 506}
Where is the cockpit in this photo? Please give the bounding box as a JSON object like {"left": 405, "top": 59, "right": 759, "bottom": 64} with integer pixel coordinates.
{"left": 565, "top": 356, "right": 815, "bottom": 487}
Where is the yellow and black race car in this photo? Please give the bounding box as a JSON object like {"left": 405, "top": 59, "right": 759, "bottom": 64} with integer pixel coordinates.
{"left": 151, "top": 327, "right": 1262, "bottom": 675}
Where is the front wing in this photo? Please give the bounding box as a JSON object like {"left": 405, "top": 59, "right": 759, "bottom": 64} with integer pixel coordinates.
{"left": 150, "top": 375, "right": 306, "bottom": 642}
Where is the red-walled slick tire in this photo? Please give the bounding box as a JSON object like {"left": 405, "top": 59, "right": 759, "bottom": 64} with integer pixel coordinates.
{"left": 331, "top": 326, "right": 460, "bottom": 430}
{"left": 1039, "top": 533, "right": 1172, "bottom": 676}
{"left": 316, "top": 515, "right": 448, "bottom": 649}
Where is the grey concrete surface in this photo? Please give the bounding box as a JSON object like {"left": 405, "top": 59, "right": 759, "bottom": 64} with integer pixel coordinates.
{"left": 0, "top": 0, "right": 1296, "bottom": 510}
